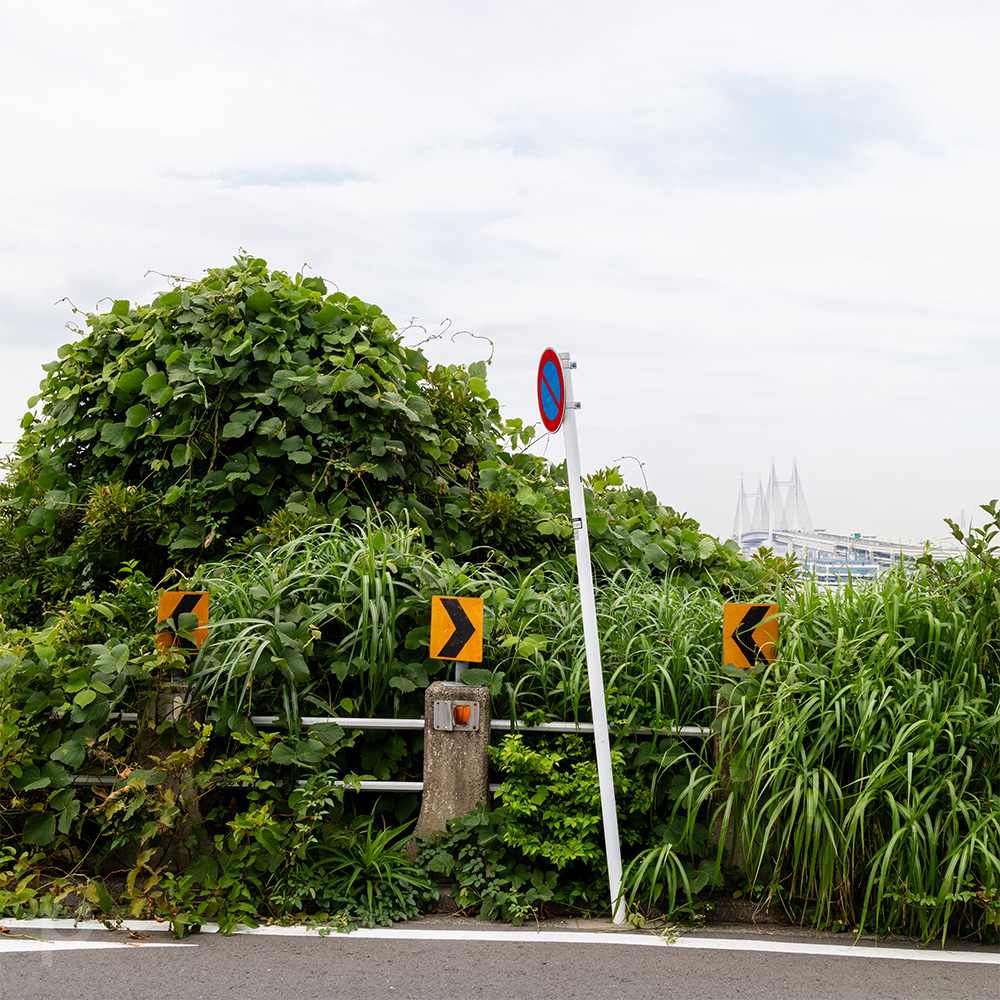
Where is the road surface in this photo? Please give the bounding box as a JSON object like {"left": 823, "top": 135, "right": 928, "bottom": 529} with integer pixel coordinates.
{"left": 2, "top": 917, "right": 997, "bottom": 999}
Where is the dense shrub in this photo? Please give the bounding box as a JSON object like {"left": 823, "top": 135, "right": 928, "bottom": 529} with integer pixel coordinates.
{"left": 0, "top": 257, "right": 504, "bottom": 614}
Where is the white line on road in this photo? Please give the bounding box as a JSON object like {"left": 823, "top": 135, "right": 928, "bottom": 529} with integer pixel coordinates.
{"left": 669, "top": 934, "right": 999, "bottom": 966}
{"left": 0, "top": 937, "right": 195, "bottom": 954}
{"left": 3, "top": 920, "right": 996, "bottom": 966}
{"left": 234, "top": 924, "right": 999, "bottom": 966}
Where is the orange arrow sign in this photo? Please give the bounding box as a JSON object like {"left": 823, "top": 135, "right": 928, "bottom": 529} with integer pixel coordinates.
{"left": 430, "top": 596, "right": 483, "bottom": 661}
{"left": 723, "top": 603, "right": 777, "bottom": 669}
{"left": 156, "top": 591, "right": 209, "bottom": 653}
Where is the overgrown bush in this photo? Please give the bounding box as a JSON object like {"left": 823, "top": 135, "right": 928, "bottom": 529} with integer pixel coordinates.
{"left": 2, "top": 253, "right": 995, "bottom": 945}
{"left": 706, "top": 550, "right": 1000, "bottom": 944}
{"left": 0, "top": 257, "right": 506, "bottom": 617}
{"left": 0, "top": 257, "right": 778, "bottom": 626}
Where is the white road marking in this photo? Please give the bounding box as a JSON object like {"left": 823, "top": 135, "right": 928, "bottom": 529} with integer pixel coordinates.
{"left": 2, "top": 919, "right": 996, "bottom": 966}
{"left": 234, "top": 924, "right": 999, "bottom": 966}
{"left": 0, "top": 937, "right": 193, "bottom": 954}
{"left": 669, "top": 935, "right": 1000, "bottom": 966}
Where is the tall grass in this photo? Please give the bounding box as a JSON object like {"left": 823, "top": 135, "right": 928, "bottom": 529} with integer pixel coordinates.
{"left": 191, "top": 525, "right": 729, "bottom": 734}
{"left": 189, "top": 513, "right": 505, "bottom": 726}
{"left": 712, "top": 564, "right": 999, "bottom": 942}
{"left": 489, "top": 566, "right": 724, "bottom": 729}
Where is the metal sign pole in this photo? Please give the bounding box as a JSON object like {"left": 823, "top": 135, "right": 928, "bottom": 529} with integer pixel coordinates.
{"left": 558, "top": 351, "right": 625, "bottom": 924}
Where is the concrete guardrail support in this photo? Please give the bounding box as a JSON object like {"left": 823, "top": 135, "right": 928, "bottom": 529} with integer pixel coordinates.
{"left": 411, "top": 680, "right": 492, "bottom": 847}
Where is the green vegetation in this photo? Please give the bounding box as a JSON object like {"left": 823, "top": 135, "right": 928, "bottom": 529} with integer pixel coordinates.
{"left": 710, "top": 553, "right": 999, "bottom": 943}
{"left": 0, "top": 257, "right": 508, "bottom": 614}
{"left": 0, "top": 258, "right": 995, "bottom": 945}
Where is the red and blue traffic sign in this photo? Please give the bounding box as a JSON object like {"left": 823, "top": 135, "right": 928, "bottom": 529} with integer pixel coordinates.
{"left": 537, "top": 348, "right": 566, "bottom": 432}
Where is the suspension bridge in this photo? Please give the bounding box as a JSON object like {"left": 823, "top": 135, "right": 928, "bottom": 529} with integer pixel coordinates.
{"left": 731, "top": 460, "right": 956, "bottom": 583}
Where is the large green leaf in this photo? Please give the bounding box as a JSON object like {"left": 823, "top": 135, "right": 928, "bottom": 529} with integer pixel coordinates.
{"left": 309, "top": 722, "right": 344, "bottom": 746}
{"left": 697, "top": 536, "right": 717, "bottom": 560}
{"left": 270, "top": 742, "right": 298, "bottom": 765}
{"left": 221, "top": 420, "right": 248, "bottom": 440}
{"left": 114, "top": 367, "right": 146, "bottom": 397}
{"left": 22, "top": 812, "right": 57, "bottom": 846}
{"left": 246, "top": 289, "right": 274, "bottom": 315}
{"left": 99, "top": 422, "right": 128, "bottom": 448}
{"left": 125, "top": 403, "right": 149, "bottom": 428}
{"left": 50, "top": 735, "right": 87, "bottom": 769}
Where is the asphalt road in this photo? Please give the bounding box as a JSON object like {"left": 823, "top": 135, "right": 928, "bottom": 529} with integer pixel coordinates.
{"left": 2, "top": 918, "right": 997, "bottom": 1000}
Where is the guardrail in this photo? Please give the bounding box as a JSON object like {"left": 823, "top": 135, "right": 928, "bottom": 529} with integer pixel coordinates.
{"left": 251, "top": 716, "right": 712, "bottom": 739}
{"left": 66, "top": 714, "right": 712, "bottom": 792}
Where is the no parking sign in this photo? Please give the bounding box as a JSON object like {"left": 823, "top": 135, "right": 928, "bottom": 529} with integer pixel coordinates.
{"left": 537, "top": 348, "right": 566, "bottom": 432}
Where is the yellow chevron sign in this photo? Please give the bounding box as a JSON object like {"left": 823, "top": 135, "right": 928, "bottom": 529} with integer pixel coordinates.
{"left": 430, "top": 596, "right": 483, "bottom": 661}
{"left": 156, "top": 591, "right": 209, "bottom": 653}
{"left": 723, "top": 603, "right": 777, "bottom": 669}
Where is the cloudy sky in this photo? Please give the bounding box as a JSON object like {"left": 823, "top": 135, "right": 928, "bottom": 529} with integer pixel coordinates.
{"left": 1, "top": 1, "right": 996, "bottom": 544}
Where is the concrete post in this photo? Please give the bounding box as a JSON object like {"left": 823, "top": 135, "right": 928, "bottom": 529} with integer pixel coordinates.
{"left": 711, "top": 693, "right": 745, "bottom": 873}
{"left": 411, "top": 680, "right": 492, "bottom": 845}
{"left": 134, "top": 668, "right": 207, "bottom": 872}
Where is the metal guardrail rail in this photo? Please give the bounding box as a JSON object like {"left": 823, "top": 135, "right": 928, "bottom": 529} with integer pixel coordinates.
{"left": 66, "top": 714, "right": 713, "bottom": 792}
{"left": 250, "top": 715, "right": 713, "bottom": 739}
{"left": 83, "top": 711, "right": 712, "bottom": 737}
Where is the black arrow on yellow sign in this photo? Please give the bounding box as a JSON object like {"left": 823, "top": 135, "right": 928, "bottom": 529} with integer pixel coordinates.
{"left": 723, "top": 602, "right": 778, "bottom": 669}
{"left": 157, "top": 591, "right": 210, "bottom": 653}
{"left": 430, "top": 596, "right": 483, "bottom": 662}
{"left": 733, "top": 604, "right": 769, "bottom": 666}
{"left": 437, "top": 598, "right": 476, "bottom": 658}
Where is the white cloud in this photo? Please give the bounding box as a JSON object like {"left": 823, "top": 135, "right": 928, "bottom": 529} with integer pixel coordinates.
{"left": 0, "top": 0, "right": 996, "bottom": 542}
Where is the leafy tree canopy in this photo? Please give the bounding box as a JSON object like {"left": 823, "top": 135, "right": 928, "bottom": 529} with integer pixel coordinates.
{"left": 1, "top": 257, "right": 503, "bottom": 605}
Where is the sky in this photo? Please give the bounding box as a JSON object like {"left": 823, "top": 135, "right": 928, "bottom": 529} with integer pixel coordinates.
{"left": 1, "top": 0, "right": 997, "bottom": 544}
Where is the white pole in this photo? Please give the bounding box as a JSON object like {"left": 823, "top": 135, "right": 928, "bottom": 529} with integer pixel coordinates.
{"left": 558, "top": 352, "right": 625, "bottom": 924}
{"left": 767, "top": 463, "right": 774, "bottom": 545}
{"left": 737, "top": 473, "right": 745, "bottom": 550}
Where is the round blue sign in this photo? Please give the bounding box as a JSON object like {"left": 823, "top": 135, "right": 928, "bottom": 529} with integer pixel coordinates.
{"left": 537, "top": 348, "right": 565, "bottom": 432}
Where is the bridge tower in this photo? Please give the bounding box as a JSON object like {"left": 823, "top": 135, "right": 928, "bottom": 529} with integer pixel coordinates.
{"left": 731, "top": 459, "right": 813, "bottom": 545}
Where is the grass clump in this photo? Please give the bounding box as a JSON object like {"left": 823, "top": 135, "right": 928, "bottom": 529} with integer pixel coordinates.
{"left": 708, "top": 560, "right": 999, "bottom": 943}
